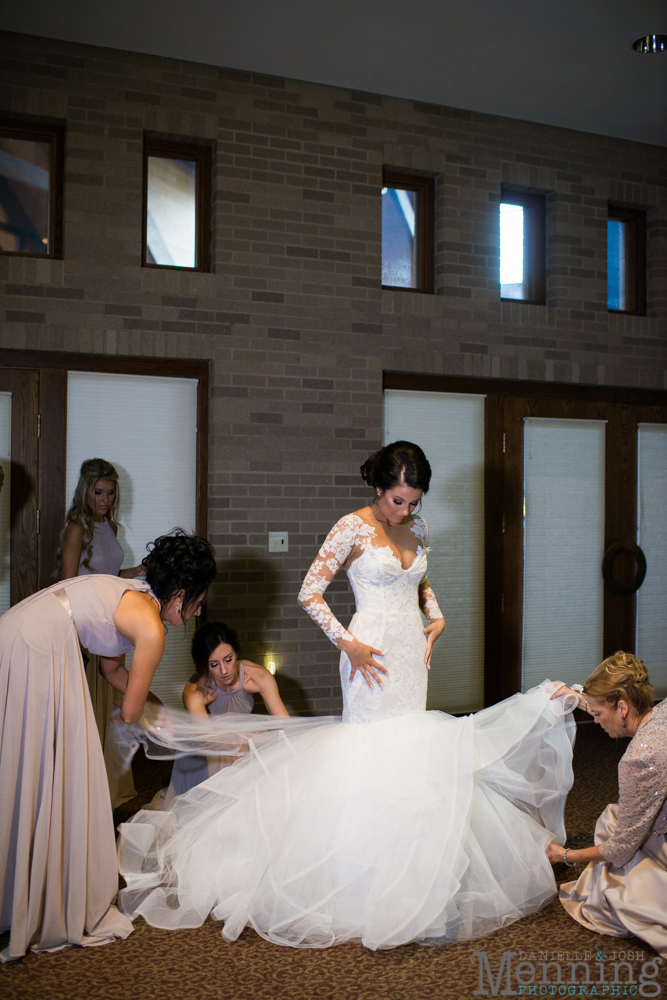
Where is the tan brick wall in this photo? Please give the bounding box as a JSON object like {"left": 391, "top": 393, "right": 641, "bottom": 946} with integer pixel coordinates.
{"left": 1, "top": 32, "right": 666, "bottom": 712}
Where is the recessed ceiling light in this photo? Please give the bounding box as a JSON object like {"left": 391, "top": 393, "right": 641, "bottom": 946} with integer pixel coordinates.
{"left": 631, "top": 34, "right": 667, "bottom": 53}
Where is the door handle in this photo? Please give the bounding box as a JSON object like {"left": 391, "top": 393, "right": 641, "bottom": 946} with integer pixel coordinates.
{"left": 601, "top": 540, "right": 647, "bottom": 597}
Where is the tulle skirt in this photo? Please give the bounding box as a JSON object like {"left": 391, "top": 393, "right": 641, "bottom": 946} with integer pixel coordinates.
{"left": 116, "top": 681, "right": 575, "bottom": 950}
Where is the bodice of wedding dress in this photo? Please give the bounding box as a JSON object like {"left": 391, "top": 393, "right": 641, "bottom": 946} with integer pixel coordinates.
{"left": 297, "top": 513, "right": 444, "bottom": 646}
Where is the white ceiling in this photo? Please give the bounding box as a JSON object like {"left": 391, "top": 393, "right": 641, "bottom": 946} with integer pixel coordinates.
{"left": 3, "top": 0, "right": 667, "bottom": 146}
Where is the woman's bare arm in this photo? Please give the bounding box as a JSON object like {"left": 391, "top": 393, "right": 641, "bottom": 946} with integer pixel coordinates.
{"left": 60, "top": 523, "right": 84, "bottom": 580}
{"left": 113, "top": 590, "right": 166, "bottom": 723}
{"left": 244, "top": 662, "right": 289, "bottom": 716}
{"left": 182, "top": 678, "right": 216, "bottom": 719}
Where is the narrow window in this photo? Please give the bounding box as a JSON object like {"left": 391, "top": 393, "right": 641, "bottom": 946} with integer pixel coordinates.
{"left": 499, "top": 190, "right": 545, "bottom": 304}
{"left": 381, "top": 171, "right": 434, "bottom": 293}
{"left": 608, "top": 206, "right": 645, "bottom": 315}
{"left": 143, "top": 139, "right": 211, "bottom": 271}
{"left": 0, "top": 120, "right": 64, "bottom": 258}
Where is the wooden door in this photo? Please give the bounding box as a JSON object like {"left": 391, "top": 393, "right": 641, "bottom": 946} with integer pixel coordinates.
{"left": 0, "top": 368, "right": 39, "bottom": 605}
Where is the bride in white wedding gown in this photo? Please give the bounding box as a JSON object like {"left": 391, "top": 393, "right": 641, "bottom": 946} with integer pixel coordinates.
{"left": 117, "top": 441, "right": 576, "bottom": 950}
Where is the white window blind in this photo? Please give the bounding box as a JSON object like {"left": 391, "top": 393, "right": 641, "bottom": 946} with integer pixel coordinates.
{"left": 522, "top": 418, "right": 606, "bottom": 690}
{"left": 384, "top": 390, "right": 486, "bottom": 712}
{"left": 0, "top": 393, "right": 11, "bottom": 616}
{"left": 66, "top": 371, "right": 199, "bottom": 707}
{"left": 637, "top": 423, "right": 667, "bottom": 697}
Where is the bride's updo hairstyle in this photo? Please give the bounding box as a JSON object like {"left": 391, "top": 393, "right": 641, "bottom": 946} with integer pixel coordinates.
{"left": 584, "top": 651, "right": 654, "bottom": 717}
{"left": 142, "top": 529, "right": 216, "bottom": 616}
{"left": 360, "top": 441, "right": 431, "bottom": 495}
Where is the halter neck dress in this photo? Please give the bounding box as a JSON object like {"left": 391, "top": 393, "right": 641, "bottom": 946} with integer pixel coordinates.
{"left": 0, "top": 575, "right": 157, "bottom": 961}
{"left": 166, "top": 663, "right": 255, "bottom": 802}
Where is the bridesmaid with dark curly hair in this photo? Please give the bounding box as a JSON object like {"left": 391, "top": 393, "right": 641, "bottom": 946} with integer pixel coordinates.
{"left": 0, "top": 530, "right": 216, "bottom": 962}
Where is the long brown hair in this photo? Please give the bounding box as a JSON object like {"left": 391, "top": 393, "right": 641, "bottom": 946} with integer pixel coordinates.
{"left": 54, "top": 458, "right": 121, "bottom": 577}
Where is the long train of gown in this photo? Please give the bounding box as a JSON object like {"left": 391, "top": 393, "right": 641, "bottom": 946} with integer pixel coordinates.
{"left": 116, "top": 546, "right": 576, "bottom": 949}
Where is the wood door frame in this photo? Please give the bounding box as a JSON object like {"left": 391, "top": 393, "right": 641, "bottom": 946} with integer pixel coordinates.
{"left": 0, "top": 350, "right": 210, "bottom": 593}
{"left": 383, "top": 371, "right": 667, "bottom": 705}
{"left": 0, "top": 367, "right": 39, "bottom": 604}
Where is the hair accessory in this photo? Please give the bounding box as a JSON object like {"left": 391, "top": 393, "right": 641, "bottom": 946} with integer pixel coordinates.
{"left": 571, "top": 684, "right": 583, "bottom": 692}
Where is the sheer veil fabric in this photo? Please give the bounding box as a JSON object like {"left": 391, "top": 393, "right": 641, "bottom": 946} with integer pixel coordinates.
{"left": 115, "top": 516, "right": 576, "bottom": 949}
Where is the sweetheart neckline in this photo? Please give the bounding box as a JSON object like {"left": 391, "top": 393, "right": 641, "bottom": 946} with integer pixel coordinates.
{"left": 354, "top": 543, "right": 427, "bottom": 573}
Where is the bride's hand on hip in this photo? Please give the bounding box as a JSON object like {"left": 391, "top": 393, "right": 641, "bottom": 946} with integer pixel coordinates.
{"left": 423, "top": 619, "right": 446, "bottom": 668}
{"left": 338, "top": 637, "right": 387, "bottom": 689}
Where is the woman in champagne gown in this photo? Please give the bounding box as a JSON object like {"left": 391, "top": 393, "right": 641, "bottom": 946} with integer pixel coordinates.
{"left": 117, "top": 443, "right": 575, "bottom": 950}
{"left": 0, "top": 531, "right": 216, "bottom": 962}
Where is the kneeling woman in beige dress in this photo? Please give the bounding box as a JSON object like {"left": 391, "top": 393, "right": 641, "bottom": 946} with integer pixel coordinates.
{"left": 0, "top": 530, "right": 216, "bottom": 961}
{"left": 549, "top": 652, "right": 667, "bottom": 957}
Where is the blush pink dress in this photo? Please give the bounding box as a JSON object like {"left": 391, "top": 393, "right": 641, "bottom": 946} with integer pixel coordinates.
{"left": 0, "top": 575, "right": 154, "bottom": 961}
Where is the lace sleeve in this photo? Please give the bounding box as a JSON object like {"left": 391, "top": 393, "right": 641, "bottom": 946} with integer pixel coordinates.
{"left": 298, "top": 516, "right": 357, "bottom": 646}
{"left": 599, "top": 745, "right": 667, "bottom": 867}
{"left": 419, "top": 580, "right": 445, "bottom": 622}
{"left": 412, "top": 517, "right": 445, "bottom": 623}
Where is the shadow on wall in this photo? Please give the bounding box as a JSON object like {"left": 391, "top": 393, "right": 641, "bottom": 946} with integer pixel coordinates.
{"left": 213, "top": 556, "right": 311, "bottom": 715}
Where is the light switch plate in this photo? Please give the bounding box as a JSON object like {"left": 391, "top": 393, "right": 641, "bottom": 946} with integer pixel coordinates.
{"left": 268, "top": 531, "right": 289, "bottom": 553}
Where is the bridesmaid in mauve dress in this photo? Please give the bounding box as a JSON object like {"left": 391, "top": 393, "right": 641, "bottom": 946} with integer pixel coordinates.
{"left": 58, "top": 458, "right": 146, "bottom": 807}
{"left": 164, "top": 621, "right": 288, "bottom": 804}
{"left": 0, "top": 530, "right": 216, "bottom": 962}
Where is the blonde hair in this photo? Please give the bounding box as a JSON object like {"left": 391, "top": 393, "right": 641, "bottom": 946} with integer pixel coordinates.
{"left": 584, "top": 651, "right": 654, "bottom": 717}
{"left": 54, "top": 458, "right": 121, "bottom": 577}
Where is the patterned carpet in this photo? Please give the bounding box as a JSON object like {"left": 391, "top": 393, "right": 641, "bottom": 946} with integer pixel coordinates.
{"left": 2, "top": 723, "right": 665, "bottom": 1000}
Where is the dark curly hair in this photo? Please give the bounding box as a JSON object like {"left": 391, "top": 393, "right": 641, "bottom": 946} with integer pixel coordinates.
{"left": 142, "top": 529, "right": 216, "bottom": 617}
{"left": 360, "top": 441, "right": 431, "bottom": 494}
{"left": 191, "top": 621, "right": 240, "bottom": 688}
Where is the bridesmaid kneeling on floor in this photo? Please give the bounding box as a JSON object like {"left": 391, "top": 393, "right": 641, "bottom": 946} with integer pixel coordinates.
{"left": 548, "top": 652, "right": 667, "bottom": 958}
{"left": 163, "top": 622, "right": 288, "bottom": 805}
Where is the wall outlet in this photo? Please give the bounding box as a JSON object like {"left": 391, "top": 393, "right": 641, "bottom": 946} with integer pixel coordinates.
{"left": 268, "top": 531, "right": 288, "bottom": 553}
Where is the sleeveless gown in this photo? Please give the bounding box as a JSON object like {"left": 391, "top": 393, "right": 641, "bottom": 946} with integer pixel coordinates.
{"left": 0, "top": 575, "right": 155, "bottom": 961}
{"left": 78, "top": 518, "right": 136, "bottom": 808}
{"left": 117, "top": 516, "right": 576, "bottom": 950}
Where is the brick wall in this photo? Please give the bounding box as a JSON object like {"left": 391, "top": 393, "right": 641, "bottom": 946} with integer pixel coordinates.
{"left": 1, "top": 31, "right": 666, "bottom": 712}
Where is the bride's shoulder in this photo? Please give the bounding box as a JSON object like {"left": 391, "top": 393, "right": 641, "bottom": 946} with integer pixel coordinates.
{"left": 326, "top": 511, "right": 374, "bottom": 544}
{"left": 410, "top": 515, "right": 429, "bottom": 543}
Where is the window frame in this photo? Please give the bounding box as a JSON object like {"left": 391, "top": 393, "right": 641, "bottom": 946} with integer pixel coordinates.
{"left": 0, "top": 349, "right": 209, "bottom": 595}
{"left": 499, "top": 189, "right": 545, "bottom": 306}
{"left": 607, "top": 205, "right": 646, "bottom": 316}
{"left": 142, "top": 138, "right": 212, "bottom": 273}
{"left": 0, "top": 118, "right": 64, "bottom": 260}
{"left": 381, "top": 170, "right": 434, "bottom": 295}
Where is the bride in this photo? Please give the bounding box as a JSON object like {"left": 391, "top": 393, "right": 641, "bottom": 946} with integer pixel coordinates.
{"left": 117, "top": 441, "right": 576, "bottom": 949}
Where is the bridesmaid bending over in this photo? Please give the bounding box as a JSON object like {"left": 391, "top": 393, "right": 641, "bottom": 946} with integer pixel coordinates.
{"left": 165, "top": 621, "right": 288, "bottom": 802}
{"left": 0, "top": 530, "right": 216, "bottom": 962}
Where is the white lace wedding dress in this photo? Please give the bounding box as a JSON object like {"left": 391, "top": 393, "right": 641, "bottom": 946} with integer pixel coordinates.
{"left": 117, "top": 514, "right": 575, "bottom": 949}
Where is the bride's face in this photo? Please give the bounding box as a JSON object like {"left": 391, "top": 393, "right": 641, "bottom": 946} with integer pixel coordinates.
{"left": 375, "top": 483, "right": 423, "bottom": 526}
